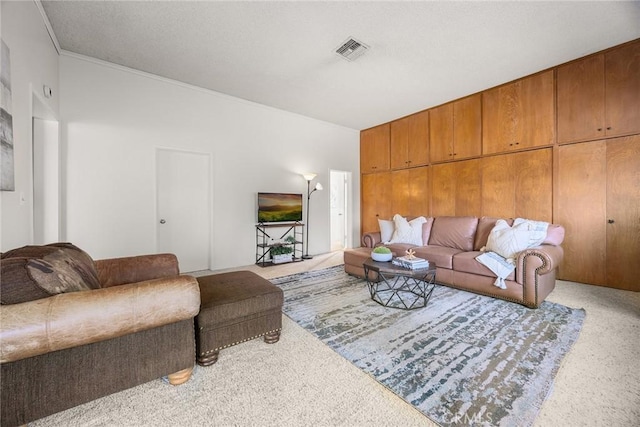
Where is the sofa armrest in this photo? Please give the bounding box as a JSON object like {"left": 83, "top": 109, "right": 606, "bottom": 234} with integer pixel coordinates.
{"left": 516, "top": 245, "right": 564, "bottom": 283}
{"left": 95, "top": 253, "right": 180, "bottom": 287}
{"left": 362, "top": 232, "right": 382, "bottom": 248}
{"left": 1, "top": 275, "right": 200, "bottom": 363}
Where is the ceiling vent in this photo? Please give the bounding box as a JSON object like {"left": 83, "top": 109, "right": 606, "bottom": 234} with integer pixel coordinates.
{"left": 335, "top": 37, "right": 369, "bottom": 62}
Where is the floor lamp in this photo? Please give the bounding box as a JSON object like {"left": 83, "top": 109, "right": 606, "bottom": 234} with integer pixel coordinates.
{"left": 302, "top": 173, "right": 323, "bottom": 259}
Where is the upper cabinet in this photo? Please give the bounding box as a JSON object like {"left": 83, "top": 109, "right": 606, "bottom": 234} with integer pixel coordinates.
{"left": 482, "top": 70, "right": 555, "bottom": 155}
{"left": 390, "top": 110, "right": 429, "bottom": 170}
{"left": 360, "top": 124, "right": 390, "bottom": 173}
{"left": 557, "top": 40, "right": 640, "bottom": 144}
{"left": 429, "top": 94, "right": 482, "bottom": 163}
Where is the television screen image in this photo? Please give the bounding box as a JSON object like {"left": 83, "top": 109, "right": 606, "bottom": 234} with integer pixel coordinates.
{"left": 257, "top": 192, "right": 303, "bottom": 223}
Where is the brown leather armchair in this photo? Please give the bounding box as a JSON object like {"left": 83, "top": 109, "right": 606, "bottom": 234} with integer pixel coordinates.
{"left": 0, "top": 249, "right": 201, "bottom": 427}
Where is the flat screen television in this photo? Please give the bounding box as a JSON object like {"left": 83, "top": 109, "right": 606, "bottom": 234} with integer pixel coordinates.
{"left": 257, "top": 192, "right": 303, "bottom": 223}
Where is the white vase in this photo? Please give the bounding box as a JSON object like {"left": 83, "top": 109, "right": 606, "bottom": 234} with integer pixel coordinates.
{"left": 272, "top": 254, "right": 293, "bottom": 264}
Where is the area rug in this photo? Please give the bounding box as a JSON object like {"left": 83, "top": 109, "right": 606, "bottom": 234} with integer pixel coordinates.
{"left": 271, "top": 265, "right": 586, "bottom": 427}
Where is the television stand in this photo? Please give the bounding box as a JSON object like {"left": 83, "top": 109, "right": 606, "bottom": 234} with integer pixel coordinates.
{"left": 255, "top": 222, "right": 304, "bottom": 267}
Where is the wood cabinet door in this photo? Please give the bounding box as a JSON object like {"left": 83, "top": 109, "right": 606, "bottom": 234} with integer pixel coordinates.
{"left": 605, "top": 40, "right": 640, "bottom": 138}
{"left": 481, "top": 149, "right": 552, "bottom": 220}
{"left": 556, "top": 141, "right": 607, "bottom": 285}
{"left": 391, "top": 167, "right": 430, "bottom": 218}
{"left": 606, "top": 135, "right": 640, "bottom": 291}
{"left": 483, "top": 71, "right": 554, "bottom": 154}
{"left": 557, "top": 54, "right": 605, "bottom": 144}
{"left": 453, "top": 94, "right": 482, "bottom": 160}
{"left": 481, "top": 153, "right": 516, "bottom": 217}
{"left": 361, "top": 172, "right": 391, "bottom": 234}
{"left": 431, "top": 160, "right": 480, "bottom": 217}
{"left": 390, "top": 118, "right": 409, "bottom": 170}
{"left": 407, "top": 111, "right": 429, "bottom": 167}
{"left": 429, "top": 103, "right": 454, "bottom": 163}
{"left": 360, "top": 124, "right": 390, "bottom": 173}
{"left": 513, "top": 149, "right": 553, "bottom": 222}
{"left": 454, "top": 159, "right": 482, "bottom": 216}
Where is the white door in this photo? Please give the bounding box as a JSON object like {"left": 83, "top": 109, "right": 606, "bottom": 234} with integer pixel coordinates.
{"left": 330, "top": 170, "right": 349, "bottom": 251}
{"left": 32, "top": 118, "right": 59, "bottom": 244}
{"left": 156, "top": 149, "right": 211, "bottom": 272}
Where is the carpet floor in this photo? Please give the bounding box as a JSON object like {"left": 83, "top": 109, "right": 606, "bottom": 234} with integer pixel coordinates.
{"left": 271, "top": 266, "right": 585, "bottom": 427}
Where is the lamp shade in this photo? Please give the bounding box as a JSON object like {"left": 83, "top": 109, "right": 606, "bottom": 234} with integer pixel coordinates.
{"left": 303, "top": 173, "right": 317, "bottom": 181}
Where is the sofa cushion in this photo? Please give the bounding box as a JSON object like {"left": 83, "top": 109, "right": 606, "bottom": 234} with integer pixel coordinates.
{"left": 453, "top": 251, "right": 516, "bottom": 281}
{"left": 378, "top": 219, "right": 395, "bottom": 242}
{"left": 428, "top": 216, "right": 479, "bottom": 251}
{"left": 0, "top": 243, "right": 101, "bottom": 305}
{"left": 412, "top": 246, "right": 463, "bottom": 269}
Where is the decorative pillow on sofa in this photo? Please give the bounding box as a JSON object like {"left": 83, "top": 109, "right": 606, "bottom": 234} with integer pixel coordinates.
{"left": 485, "top": 218, "right": 549, "bottom": 260}
{"left": 378, "top": 219, "right": 395, "bottom": 243}
{"left": 0, "top": 243, "right": 101, "bottom": 305}
{"left": 389, "top": 214, "right": 427, "bottom": 245}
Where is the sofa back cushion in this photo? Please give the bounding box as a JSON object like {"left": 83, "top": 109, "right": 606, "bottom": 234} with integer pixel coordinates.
{"left": 428, "top": 216, "right": 479, "bottom": 251}
{"left": 0, "top": 243, "right": 101, "bottom": 305}
{"left": 474, "top": 216, "right": 565, "bottom": 250}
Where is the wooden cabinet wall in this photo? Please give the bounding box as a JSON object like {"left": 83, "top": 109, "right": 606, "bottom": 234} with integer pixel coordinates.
{"left": 390, "top": 111, "right": 429, "bottom": 169}
{"left": 391, "top": 167, "right": 429, "bottom": 217}
{"left": 429, "top": 94, "right": 482, "bottom": 163}
{"left": 360, "top": 124, "right": 390, "bottom": 173}
{"left": 361, "top": 172, "right": 392, "bottom": 235}
{"left": 431, "top": 159, "right": 481, "bottom": 216}
{"left": 360, "top": 38, "right": 640, "bottom": 289}
{"left": 556, "top": 136, "right": 640, "bottom": 291}
{"left": 482, "top": 70, "right": 555, "bottom": 155}
{"left": 481, "top": 149, "right": 553, "bottom": 222}
{"left": 557, "top": 40, "right": 640, "bottom": 144}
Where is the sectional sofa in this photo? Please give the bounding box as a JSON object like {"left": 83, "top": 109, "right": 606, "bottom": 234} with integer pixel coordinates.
{"left": 344, "top": 216, "right": 565, "bottom": 308}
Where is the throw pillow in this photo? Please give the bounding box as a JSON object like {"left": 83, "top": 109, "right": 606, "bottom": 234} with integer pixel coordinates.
{"left": 0, "top": 243, "right": 101, "bottom": 305}
{"left": 485, "top": 218, "right": 549, "bottom": 260}
{"left": 378, "top": 219, "right": 395, "bottom": 243}
{"left": 389, "top": 214, "right": 427, "bottom": 245}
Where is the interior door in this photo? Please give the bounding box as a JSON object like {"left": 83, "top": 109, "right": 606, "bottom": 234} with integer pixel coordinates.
{"left": 330, "top": 170, "right": 348, "bottom": 251}
{"left": 32, "top": 117, "right": 59, "bottom": 244}
{"left": 156, "top": 148, "right": 211, "bottom": 272}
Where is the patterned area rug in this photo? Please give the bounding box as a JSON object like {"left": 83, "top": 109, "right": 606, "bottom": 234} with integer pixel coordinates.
{"left": 271, "top": 266, "right": 585, "bottom": 427}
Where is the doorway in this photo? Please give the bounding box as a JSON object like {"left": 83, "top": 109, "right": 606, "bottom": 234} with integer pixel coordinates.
{"left": 32, "top": 116, "right": 59, "bottom": 244}
{"left": 330, "top": 170, "right": 350, "bottom": 251}
{"left": 156, "top": 148, "right": 211, "bottom": 272}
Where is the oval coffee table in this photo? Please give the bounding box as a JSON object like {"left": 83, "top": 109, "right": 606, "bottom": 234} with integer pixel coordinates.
{"left": 363, "top": 258, "right": 437, "bottom": 310}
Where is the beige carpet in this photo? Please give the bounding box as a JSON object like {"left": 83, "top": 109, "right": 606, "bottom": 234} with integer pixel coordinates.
{"left": 32, "top": 252, "right": 639, "bottom": 426}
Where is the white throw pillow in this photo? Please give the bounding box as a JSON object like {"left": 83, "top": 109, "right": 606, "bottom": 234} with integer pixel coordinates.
{"left": 389, "top": 214, "right": 427, "bottom": 245}
{"left": 485, "top": 218, "right": 548, "bottom": 260}
{"left": 378, "top": 219, "right": 395, "bottom": 243}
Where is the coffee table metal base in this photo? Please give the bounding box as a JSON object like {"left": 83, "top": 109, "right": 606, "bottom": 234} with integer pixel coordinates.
{"left": 364, "top": 260, "right": 436, "bottom": 310}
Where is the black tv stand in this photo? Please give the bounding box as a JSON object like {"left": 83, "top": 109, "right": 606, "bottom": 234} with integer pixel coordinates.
{"left": 255, "top": 222, "right": 304, "bottom": 267}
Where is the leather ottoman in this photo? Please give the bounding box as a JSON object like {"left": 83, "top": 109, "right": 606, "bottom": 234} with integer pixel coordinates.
{"left": 195, "top": 271, "right": 283, "bottom": 366}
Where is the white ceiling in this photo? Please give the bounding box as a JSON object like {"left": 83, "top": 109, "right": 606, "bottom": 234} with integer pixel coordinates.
{"left": 40, "top": 1, "right": 640, "bottom": 130}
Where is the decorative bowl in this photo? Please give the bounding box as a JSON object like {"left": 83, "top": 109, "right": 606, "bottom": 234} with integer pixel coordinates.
{"left": 371, "top": 251, "right": 393, "bottom": 262}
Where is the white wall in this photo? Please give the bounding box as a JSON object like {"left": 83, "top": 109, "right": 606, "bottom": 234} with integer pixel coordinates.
{"left": 60, "top": 53, "right": 360, "bottom": 269}
{"left": 0, "top": 1, "right": 59, "bottom": 251}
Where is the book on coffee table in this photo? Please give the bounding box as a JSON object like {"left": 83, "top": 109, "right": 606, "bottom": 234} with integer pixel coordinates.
{"left": 392, "top": 256, "right": 430, "bottom": 270}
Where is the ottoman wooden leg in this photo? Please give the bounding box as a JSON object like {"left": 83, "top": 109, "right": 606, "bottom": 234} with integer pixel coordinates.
{"left": 197, "top": 351, "right": 220, "bottom": 366}
{"left": 167, "top": 367, "right": 193, "bottom": 385}
{"left": 264, "top": 330, "right": 281, "bottom": 344}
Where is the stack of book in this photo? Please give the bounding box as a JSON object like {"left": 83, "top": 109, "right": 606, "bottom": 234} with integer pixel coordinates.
{"left": 392, "top": 256, "right": 430, "bottom": 270}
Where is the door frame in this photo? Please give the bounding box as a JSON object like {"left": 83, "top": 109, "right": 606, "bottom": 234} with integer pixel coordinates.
{"left": 329, "top": 169, "right": 352, "bottom": 250}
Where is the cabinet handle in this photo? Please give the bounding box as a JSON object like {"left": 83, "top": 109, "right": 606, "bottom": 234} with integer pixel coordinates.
{"left": 608, "top": 219, "right": 615, "bottom": 224}
{"left": 597, "top": 128, "right": 602, "bottom": 131}
{"left": 607, "top": 127, "right": 612, "bottom": 130}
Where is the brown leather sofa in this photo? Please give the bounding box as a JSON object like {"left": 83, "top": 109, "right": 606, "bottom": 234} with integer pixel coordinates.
{"left": 0, "top": 245, "right": 201, "bottom": 427}
{"left": 345, "top": 216, "right": 564, "bottom": 308}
